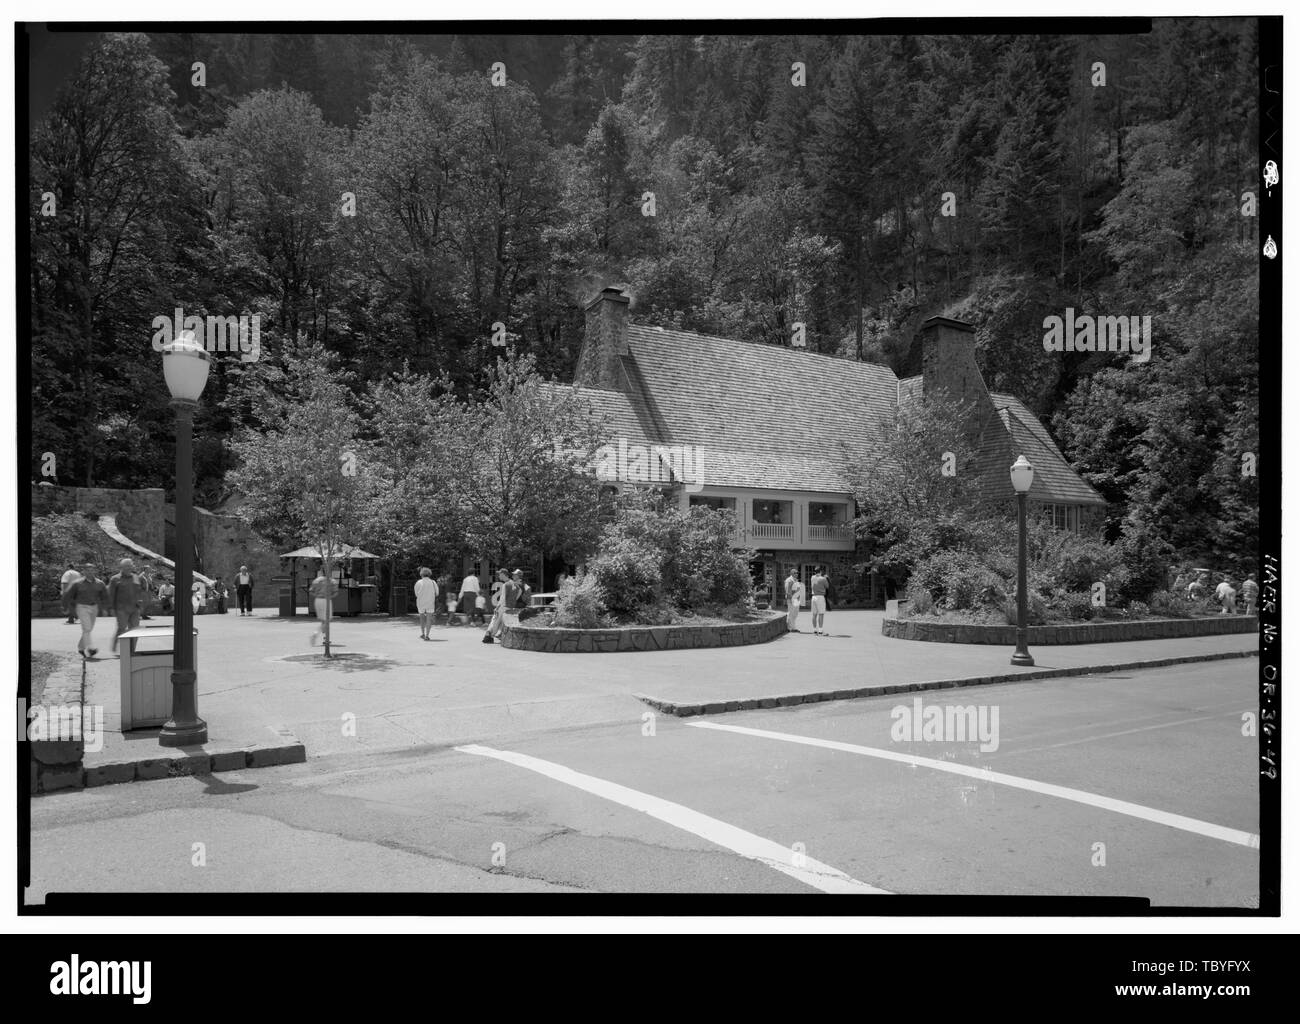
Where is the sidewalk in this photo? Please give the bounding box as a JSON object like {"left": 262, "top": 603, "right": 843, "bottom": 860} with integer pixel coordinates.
{"left": 30, "top": 609, "right": 1259, "bottom": 767}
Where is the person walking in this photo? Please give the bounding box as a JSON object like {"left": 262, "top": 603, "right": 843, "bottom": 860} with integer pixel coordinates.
{"left": 309, "top": 570, "right": 340, "bottom": 647}
{"left": 235, "top": 565, "right": 254, "bottom": 615}
{"left": 810, "top": 566, "right": 830, "bottom": 636}
{"left": 62, "top": 563, "right": 108, "bottom": 659}
{"left": 59, "top": 563, "right": 83, "bottom": 624}
{"left": 139, "top": 562, "right": 156, "bottom": 620}
{"left": 784, "top": 568, "right": 802, "bottom": 632}
{"left": 107, "top": 558, "right": 146, "bottom": 655}
{"left": 1215, "top": 577, "right": 1237, "bottom": 615}
{"left": 459, "top": 570, "right": 481, "bottom": 624}
{"left": 483, "top": 569, "right": 516, "bottom": 645}
{"left": 1241, "top": 575, "right": 1259, "bottom": 616}
{"left": 414, "top": 567, "right": 440, "bottom": 640}
{"left": 191, "top": 579, "right": 207, "bottom": 615}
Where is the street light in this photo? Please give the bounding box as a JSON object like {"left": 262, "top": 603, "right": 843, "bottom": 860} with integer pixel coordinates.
{"left": 159, "top": 330, "right": 209, "bottom": 746}
{"left": 1009, "top": 454, "right": 1035, "bottom": 666}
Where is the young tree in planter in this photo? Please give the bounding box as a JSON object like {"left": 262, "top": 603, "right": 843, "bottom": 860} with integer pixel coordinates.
{"left": 226, "top": 339, "right": 373, "bottom": 657}
{"left": 845, "top": 393, "right": 1000, "bottom": 592}
{"left": 448, "top": 352, "right": 610, "bottom": 576}
{"left": 358, "top": 365, "right": 464, "bottom": 612}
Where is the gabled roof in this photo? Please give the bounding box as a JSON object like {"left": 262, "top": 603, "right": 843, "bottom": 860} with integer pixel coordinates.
{"left": 990, "top": 394, "right": 1107, "bottom": 507}
{"left": 555, "top": 322, "right": 1104, "bottom": 504}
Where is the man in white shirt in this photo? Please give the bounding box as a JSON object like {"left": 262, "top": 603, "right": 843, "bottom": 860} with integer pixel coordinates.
{"left": 235, "top": 565, "right": 255, "bottom": 615}
{"left": 60, "top": 564, "right": 82, "bottom": 624}
{"left": 413, "top": 567, "right": 440, "bottom": 640}
{"left": 459, "top": 571, "right": 482, "bottom": 624}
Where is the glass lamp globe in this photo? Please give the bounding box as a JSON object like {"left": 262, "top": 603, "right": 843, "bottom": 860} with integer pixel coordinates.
{"left": 162, "top": 329, "right": 211, "bottom": 402}
{"left": 1010, "top": 454, "right": 1035, "bottom": 494}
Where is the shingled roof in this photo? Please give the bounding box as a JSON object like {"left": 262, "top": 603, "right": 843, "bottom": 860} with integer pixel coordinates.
{"left": 560, "top": 317, "right": 1103, "bottom": 505}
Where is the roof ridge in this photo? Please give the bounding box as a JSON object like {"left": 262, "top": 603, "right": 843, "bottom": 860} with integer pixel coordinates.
{"left": 627, "top": 321, "right": 899, "bottom": 380}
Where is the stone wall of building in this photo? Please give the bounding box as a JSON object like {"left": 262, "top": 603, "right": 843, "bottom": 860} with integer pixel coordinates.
{"left": 166, "top": 505, "right": 284, "bottom": 609}
{"left": 32, "top": 483, "right": 165, "bottom": 555}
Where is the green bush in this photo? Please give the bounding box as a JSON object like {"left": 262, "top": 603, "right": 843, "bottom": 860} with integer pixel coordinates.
{"left": 550, "top": 571, "right": 610, "bottom": 629}
{"left": 908, "top": 588, "right": 935, "bottom": 616}
{"left": 1047, "top": 591, "right": 1094, "bottom": 621}
{"left": 590, "top": 490, "right": 755, "bottom": 620}
{"left": 1117, "top": 521, "right": 1174, "bottom": 603}
{"left": 589, "top": 535, "right": 664, "bottom": 619}
{"left": 1002, "top": 590, "right": 1048, "bottom": 625}
{"left": 1148, "top": 588, "right": 1198, "bottom": 619}
{"left": 911, "top": 549, "right": 1008, "bottom": 611}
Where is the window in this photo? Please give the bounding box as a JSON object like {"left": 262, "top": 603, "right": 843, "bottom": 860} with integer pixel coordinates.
{"left": 1039, "top": 503, "right": 1080, "bottom": 533}
{"left": 752, "top": 499, "right": 792, "bottom": 524}
{"left": 690, "top": 495, "right": 736, "bottom": 512}
{"left": 808, "top": 502, "right": 847, "bottom": 526}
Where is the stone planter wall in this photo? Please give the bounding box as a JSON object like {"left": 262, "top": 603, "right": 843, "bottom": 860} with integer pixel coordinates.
{"left": 882, "top": 614, "right": 1258, "bottom": 645}
{"left": 502, "top": 612, "right": 788, "bottom": 652}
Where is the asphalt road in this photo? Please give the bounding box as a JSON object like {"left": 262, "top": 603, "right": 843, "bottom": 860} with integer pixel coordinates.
{"left": 27, "top": 660, "right": 1259, "bottom": 904}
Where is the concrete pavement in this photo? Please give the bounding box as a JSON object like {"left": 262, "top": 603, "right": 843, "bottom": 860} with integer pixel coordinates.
{"left": 27, "top": 660, "right": 1258, "bottom": 902}
{"left": 29, "top": 609, "right": 1258, "bottom": 768}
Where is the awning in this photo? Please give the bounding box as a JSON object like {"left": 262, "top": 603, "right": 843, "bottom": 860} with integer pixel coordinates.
{"left": 280, "top": 545, "right": 381, "bottom": 560}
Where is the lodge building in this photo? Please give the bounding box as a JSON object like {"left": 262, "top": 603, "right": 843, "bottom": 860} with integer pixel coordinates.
{"left": 557, "top": 286, "right": 1106, "bottom": 609}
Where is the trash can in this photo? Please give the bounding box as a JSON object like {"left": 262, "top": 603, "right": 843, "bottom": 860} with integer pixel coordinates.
{"left": 390, "top": 585, "right": 407, "bottom": 617}
{"left": 278, "top": 587, "right": 295, "bottom": 617}
{"left": 118, "top": 626, "right": 197, "bottom": 731}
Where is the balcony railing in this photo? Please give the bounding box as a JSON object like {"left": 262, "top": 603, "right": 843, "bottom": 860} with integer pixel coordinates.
{"left": 750, "top": 522, "right": 795, "bottom": 540}
{"left": 807, "top": 524, "right": 855, "bottom": 542}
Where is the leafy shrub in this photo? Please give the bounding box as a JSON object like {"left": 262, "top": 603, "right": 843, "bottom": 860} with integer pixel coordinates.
{"left": 908, "top": 588, "right": 935, "bottom": 616}
{"left": 1047, "top": 591, "right": 1094, "bottom": 621}
{"left": 589, "top": 535, "right": 663, "bottom": 619}
{"left": 1117, "top": 521, "right": 1174, "bottom": 603}
{"left": 590, "top": 490, "right": 755, "bottom": 620}
{"left": 911, "top": 549, "right": 1008, "bottom": 611}
{"left": 1003, "top": 590, "right": 1048, "bottom": 626}
{"left": 550, "top": 571, "right": 610, "bottom": 629}
{"left": 1029, "top": 527, "right": 1130, "bottom": 603}
{"left": 1127, "top": 600, "right": 1150, "bottom": 618}
{"left": 1148, "top": 588, "right": 1198, "bottom": 619}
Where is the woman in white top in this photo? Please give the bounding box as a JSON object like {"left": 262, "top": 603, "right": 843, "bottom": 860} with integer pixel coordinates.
{"left": 413, "top": 567, "right": 440, "bottom": 640}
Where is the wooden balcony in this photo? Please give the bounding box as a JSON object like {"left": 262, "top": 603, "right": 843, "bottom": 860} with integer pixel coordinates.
{"left": 750, "top": 522, "right": 796, "bottom": 541}
{"left": 807, "top": 524, "right": 855, "bottom": 542}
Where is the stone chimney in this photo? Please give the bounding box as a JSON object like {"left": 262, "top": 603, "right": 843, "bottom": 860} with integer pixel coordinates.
{"left": 574, "top": 286, "right": 631, "bottom": 390}
{"left": 918, "top": 315, "right": 998, "bottom": 437}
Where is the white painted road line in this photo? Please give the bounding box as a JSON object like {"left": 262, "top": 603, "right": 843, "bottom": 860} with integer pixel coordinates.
{"left": 687, "top": 722, "right": 1260, "bottom": 850}
{"left": 455, "top": 743, "right": 890, "bottom": 894}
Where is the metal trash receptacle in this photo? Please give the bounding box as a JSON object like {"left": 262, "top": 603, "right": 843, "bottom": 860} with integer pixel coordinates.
{"left": 278, "top": 587, "right": 295, "bottom": 617}
{"left": 118, "top": 626, "right": 197, "bottom": 731}
{"left": 390, "top": 585, "right": 407, "bottom": 616}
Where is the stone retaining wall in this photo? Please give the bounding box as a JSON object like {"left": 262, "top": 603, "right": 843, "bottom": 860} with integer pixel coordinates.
{"left": 502, "top": 612, "right": 788, "bottom": 652}
{"left": 882, "top": 614, "right": 1258, "bottom": 645}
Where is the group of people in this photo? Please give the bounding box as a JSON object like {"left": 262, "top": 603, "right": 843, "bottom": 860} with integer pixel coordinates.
{"left": 59, "top": 558, "right": 153, "bottom": 659}
{"left": 408, "top": 567, "right": 534, "bottom": 644}
{"left": 57, "top": 558, "right": 261, "bottom": 659}
{"left": 1177, "top": 570, "right": 1258, "bottom": 615}
{"left": 783, "top": 565, "right": 834, "bottom": 636}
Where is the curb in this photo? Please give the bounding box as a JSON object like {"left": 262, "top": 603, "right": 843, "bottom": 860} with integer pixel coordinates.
{"left": 32, "top": 726, "right": 306, "bottom": 796}
{"left": 634, "top": 649, "right": 1259, "bottom": 718}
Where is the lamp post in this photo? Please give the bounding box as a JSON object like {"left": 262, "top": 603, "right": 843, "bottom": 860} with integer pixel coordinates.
{"left": 159, "top": 330, "right": 210, "bottom": 746}
{"left": 1009, "top": 455, "right": 1035, "bottom": 666}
